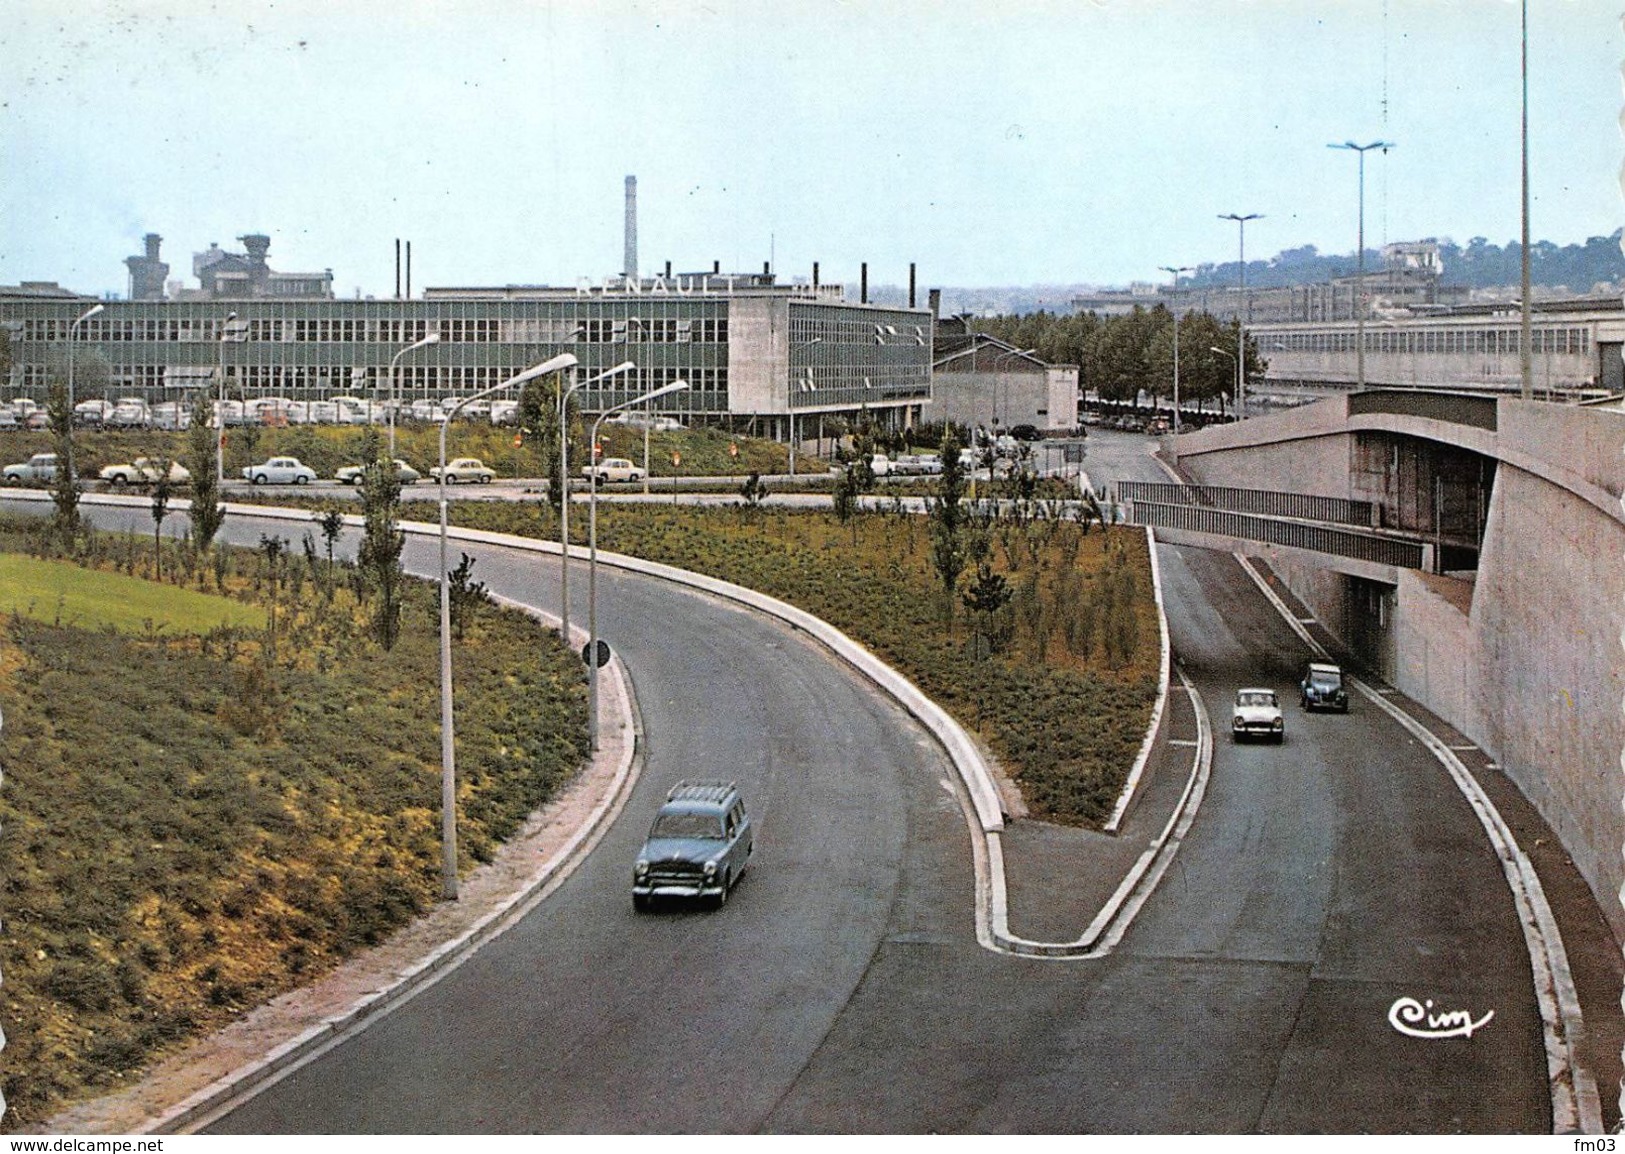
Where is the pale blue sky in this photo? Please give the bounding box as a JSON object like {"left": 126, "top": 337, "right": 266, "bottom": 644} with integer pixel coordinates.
{"left": 2, "top": 0, "right": 1617, "bottom": 299}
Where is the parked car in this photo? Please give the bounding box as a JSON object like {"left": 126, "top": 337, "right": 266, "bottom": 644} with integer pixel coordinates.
{"left": 106, "top": 397, "right": 151, "bottom": 428}
{"left": 632, "top": 780, "right": 753, "bottom": 911}
{"left": 1008, "top": 423, "right": 1042, "bottom": 441}
{"left": 334, "top": 459, "right": 421, "bottom": 485}
{"left": 1232, "top": 688, "right": 1285, "bottom": 743}
{"left": 99, "top": 458, "right": 191, "bottom": 486}
{"left": 242, "top": 456, "right": 316, "bottom": 485}
{"left": 24, "top": 409, "right": 51, "bottom": 430}
{"left": 148, "top": 401, "right": 192, "bottom": 431}
{"left": 430, "top": 457, "right": 495, "bottom": 484}
{"left": 74, "top": 399, "right": 113, "bottom": 426}
{"left": 1299, "top": 662, "right": 1349, "bottom": 712}
{"left": 3, "top": 452, "right": 61, "bottom": 484}
{"left": 581, "top": 457, "right": 646, "bottom": 485}
{"left": 0, "top": 407, "right": 16, "bottom": 431}
{"left": 608, "top": 412, "right": 684, "bottom": 432}
{"left": 868, "top": 452, "right": 893, "bottom": 477}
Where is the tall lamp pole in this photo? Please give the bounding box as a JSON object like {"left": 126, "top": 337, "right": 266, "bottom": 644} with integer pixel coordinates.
{"left": 438, "top": 352, "right": 578, "bottom": 900}
{"left": 586, "top": 378, "right": 690, "bottom": 749}
{"left": 1328, "top": 141, "right": 1394, "bottom": 392}
{"left": 388, "top": 332, "right": 441, "bottom": 460}
{"left": 1518, "top": 0, "right": 1532, "bottom": 401}
{"left": 1159, "top": 267, "right": 1193, "bottom": 433}
{"left": 558, "top": 360, "right": 635, "bottom": 645}
{"left": 1218, "top": 213, "right": 1262, "bottom": 419}
{"left": 66, "top": 303, "right": 105, "bottom": 482}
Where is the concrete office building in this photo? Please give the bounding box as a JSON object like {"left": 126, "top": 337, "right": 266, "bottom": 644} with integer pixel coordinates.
{"left": 0, "top": 263, "right": 933, "bottom": 437}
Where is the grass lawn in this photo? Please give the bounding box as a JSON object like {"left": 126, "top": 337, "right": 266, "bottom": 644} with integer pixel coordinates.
{"left": 0, "top": 553, "right": 265, "bottom": 633}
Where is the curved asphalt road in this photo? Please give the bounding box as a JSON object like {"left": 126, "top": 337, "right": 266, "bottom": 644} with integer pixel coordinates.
{"left": 7, "top": 448, "right": 1551, "bottom": 1131}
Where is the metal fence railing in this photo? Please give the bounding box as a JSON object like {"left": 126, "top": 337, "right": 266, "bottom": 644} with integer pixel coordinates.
{"left": 1118, "top": 480, "right": 1376, "bottom": 527}
{"left": 1127, "top": 500, "right": 1428, "bottom": 570}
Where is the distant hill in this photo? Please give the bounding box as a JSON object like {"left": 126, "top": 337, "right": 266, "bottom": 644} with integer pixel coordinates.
{"left": 863, "top": 231, "right": 1625, "bottom": 316}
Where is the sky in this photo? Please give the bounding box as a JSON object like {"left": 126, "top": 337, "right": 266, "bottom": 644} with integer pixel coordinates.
{"left": 2, "top": 0, "right": 1619, "bottom": 300}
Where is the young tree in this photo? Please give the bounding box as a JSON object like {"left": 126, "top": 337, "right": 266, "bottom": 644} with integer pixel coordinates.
{"left": 928, "top": 426, "right": 968, "bottom": 621}
{"left": 356, "top": 430, "right": 406, "bottom": 649}
{"left": 186, "top": 391, "right": 228, "bottom": 551}
{"left": 314, "top": 508, "right": 346, "bottom": 600}
{"left": 150, "top": 470, "right": 173, "bottom": 580}
{"left": 447, "top": 551, "right": 489, "bottom": 641}
{"left": 45, "top": 378, "right": 78, "bottom": 539}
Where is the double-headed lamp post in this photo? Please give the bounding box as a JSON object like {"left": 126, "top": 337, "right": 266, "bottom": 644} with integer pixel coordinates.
{"left": 1159, "top": 266, "right": 1193, "bottom": 434}
{"left": 557, "top": 360, "right": 636, "bottom": 645}
{"left": 67, "top": 303, "right": 105, "bottom": 481}
{"left": 214, "top": 312, "right": 243, "bottom": 487}
{"left": 586, "top": 378, "right": 690, "bottom": 749}
{"left": 1218, "top": 213, "right": 1262, "bottom": 419}
{"left": 389, "top": 332, "right": 441, "bottom": 459}
{"left": 1328, "top": 141, "right": 1394, "bottom": 391}
{"left": 438, "top": 352, "right": 578, "bottom": 901}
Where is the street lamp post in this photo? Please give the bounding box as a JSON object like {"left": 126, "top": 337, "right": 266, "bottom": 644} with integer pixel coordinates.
{"left": 991, "top": 347, "right": 1037, "bottom": 431}
{"left": 1159, "top": 267, "right": 1193, "bottom": 434}
{"left": 1519, "top": 0, "right": 1533, "bottom": 401}
{"left": 388, "top": 332, "right": 441, "bottom": 460}
{"left": 586, "top": 378, "right": 690, "bottom": 749}
{"left": 1219, "top": 213, "right": 1262, "bottom": 419}
{"left": 214, "top": 312, "right": 245, "bottom": 487}
{"left": 66, "top": 303, "right": 105, "bottom": 482}
{"left": 438, "top": 352, "right": 578, "bottom": 901}
{"left": 1209, "top": 345, "right": 1239, "bottom": 420}
{"left": 557, "top": 360, "right": 635, "bottom": 646}
{"left": 1328, "top": 141, "right": 1395, "bottom": 392}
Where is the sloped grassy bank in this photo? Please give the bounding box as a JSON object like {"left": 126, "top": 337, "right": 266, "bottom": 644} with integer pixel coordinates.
{"left": 412, "top": 499, "right": 1160, "bottom": 826}
{"left": 0, "top": 521, "right": 587, "bottom": 1128}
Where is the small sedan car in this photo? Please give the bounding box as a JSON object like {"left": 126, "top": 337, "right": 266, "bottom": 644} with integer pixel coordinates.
{"left": 99, "top": 458, "right": 191, "bottom": 486}
{"left": 334, "top": 459, "right": 421, "bottom": 486}
{"left": 581, "top": 457, "right": 646, "bottom": 485}
{"left": 430, "top": 457, "right": 495, "bottom": 484}
{"left": 1232, "top": 688, "right": 1285, "bottom": 743}
{"left": 632, "top": 781, "right": 753, "bottom": 911}
{"left": 242, "top": 457, "right": 317, "bottom": 485}
{"left": 1300, "top": 661, "right": 1350, "bottom": 712}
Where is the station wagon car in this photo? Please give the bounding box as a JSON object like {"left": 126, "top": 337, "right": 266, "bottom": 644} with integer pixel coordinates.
{"left": 1232, "top": 688, "right": 1285, "bottom": 743}
{"left": 334, "top": 459, "right": 421, "bottom": 485}
{"left": 632, "top": 781, "right": 753, "bottom": 911}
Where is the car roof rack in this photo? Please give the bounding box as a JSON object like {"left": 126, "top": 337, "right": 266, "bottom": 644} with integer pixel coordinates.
{"left": 666, "top": 780, "right": 737, "bottom": 806}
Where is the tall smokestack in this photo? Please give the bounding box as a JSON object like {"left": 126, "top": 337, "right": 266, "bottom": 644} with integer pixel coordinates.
{"left": 395, "top": 239, "right": 401, "bottom": 299}
{"left": 909, "top": 263, "right": 917, "bottom": 309}
{"left": 406, "top": 241, "right": 412, "bottom": 299}
{"left": 624, "top": 176, "right": 638, "bottom": 280}
{"left": 861, "top": 263, "right": 868, "bottom": 304}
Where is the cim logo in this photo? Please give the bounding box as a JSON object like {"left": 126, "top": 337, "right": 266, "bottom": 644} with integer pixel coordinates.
{"left": 1388, "top": 996, "right": 1495, "bottom": 1040}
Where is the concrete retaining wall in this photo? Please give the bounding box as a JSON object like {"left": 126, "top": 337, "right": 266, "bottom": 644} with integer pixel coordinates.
{"left": 1172, "top": 398, "right": 1625, "bottom": 941}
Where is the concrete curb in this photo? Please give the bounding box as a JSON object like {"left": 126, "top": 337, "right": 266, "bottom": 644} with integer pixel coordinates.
{"left": 1232, "top": 551, "right": 1601, "bottom": 1136}
{"left": 1102, "top": 524, "right": 1172, "bottom": 834}
{"left": 991, "top": 668, "right": 1212, "bottom": 958}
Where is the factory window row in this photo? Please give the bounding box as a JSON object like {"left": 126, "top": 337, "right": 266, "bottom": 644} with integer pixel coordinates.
{"left": 790, "top": 316, "right": 930, "bottom": 347}
{"left": 1268, "top": 326, "right": 1593, "bottom": 356}
{"left": 15, "top": 314, "right": 730, "bottom": 346}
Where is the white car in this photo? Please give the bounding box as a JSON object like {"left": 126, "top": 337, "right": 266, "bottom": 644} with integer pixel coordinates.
{"left": 242, "top": 456, "right": 317, "bottom": 485}
{"left": 334, "top": 459, "right": 421, "bottom": 485}
{"left": 99, "top": 458, "right": 191, "bottom": 486}
{"left": 3, "top": 452, "right": 60, "bottom": 483}
{"left": 430, "top": 457, "right": 495, "bottom": 484}
{"left": 581, "top": 457, "right": 646, "bottom": 484}
{"left": 1232, "top": 688, "right": 1285, "bottom": 743}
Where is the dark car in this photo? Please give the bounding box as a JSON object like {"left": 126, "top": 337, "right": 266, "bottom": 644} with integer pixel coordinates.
{"left": 1007, "top": 423, "right": 1042, "bottom": 441}
{"left": 1300, "top": 661, "right": 1349, "bottom": 712}
{"left": 632, "top": 781, "right": 753, "bottom": 911}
